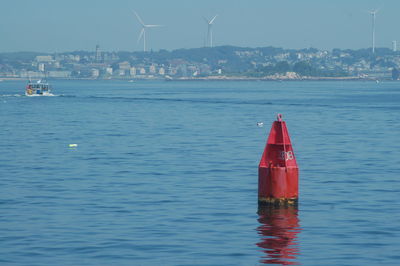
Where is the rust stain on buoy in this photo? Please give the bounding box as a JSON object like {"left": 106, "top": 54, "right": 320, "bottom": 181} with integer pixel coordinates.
{"left": 258, "top": 114, "right": 299, "bottom": 206}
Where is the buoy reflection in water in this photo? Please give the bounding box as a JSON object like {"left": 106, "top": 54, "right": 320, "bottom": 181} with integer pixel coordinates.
{"left": 256, "top": 206, "right": 301, "bottom": 265}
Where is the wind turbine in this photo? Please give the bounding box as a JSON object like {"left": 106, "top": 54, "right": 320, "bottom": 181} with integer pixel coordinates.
{"left": 204, "top": 15, "right": 218, "bottom": 47}
{"left": 133, "top": 10, "right": 162, "bottom": 52}
{"left": 369, "top": 9, "right": 379, "bottom": 54}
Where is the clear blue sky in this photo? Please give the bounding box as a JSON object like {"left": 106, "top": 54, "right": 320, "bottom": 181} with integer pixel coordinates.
{"left": 0, "top": 0, "right": 396, "bottom": 52}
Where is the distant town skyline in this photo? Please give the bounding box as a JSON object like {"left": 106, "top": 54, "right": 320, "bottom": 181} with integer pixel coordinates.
{"left": 0, "top": 0, "right": 396, "bottom": 53}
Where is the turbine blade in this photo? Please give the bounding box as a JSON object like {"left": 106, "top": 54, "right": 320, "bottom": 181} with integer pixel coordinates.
{"left": 209, "top": 15, "right": 218, "bottom": 24}
{"left": 133, "top": 10, "right": 145, "bottom": 26}
{"left": 137, "top": 28, "right": 144, "bottom": 43}
{"left": 145, "top": 24, "right": 163, "bottom": 28}
{"left": 367, "top": 8, "right": 380, "bottom": 14}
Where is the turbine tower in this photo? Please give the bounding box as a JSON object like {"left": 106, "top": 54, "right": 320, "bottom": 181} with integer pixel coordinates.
{"left": 369, "top": 9, "right": 379, "bottom": 54}
{"left": 204, "top": 15, "right": 218, "bottom": 47}
{"left": 133, "top": 10, "right": 162, "bottom": 52}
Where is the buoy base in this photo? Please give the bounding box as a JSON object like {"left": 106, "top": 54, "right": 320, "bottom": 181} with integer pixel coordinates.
{"left": 258, "top": 197, "right": 298, "bottom": 207}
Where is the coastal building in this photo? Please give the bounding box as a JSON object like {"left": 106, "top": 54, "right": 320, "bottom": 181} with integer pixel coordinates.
{"left": 187, "top": 65, "right": 198, "bottom": 76}
{"left": 168, "top": 66, "right": 177, "bottom": 76}
{"left": 118, "top": 61, "right": 131, "bottom": 71}
{"left": 106, "top": 67, "right": 113, "bottom": 75}
{"left": 95, "top": 45, "right": 102, "bottom": 62}
{"left": 38, "top": 63, "right": 45, "bottom": 72}
{"left": 274, "top": 53, "right": 289, "bottom": 61}
{"left": 176, "top": 64, "right": 188, "bottom": 76}
{"left": 19, "top": 71, "right": 46, "bottom": 78}
{"left": 35, "top": 55, "right": 53, "bottom": 62}
{"left": 199, "top": 64, "right": 211, "bottom": 75}
{"left": 48, "top": 71, "right": 71, "bottom": 78}
{"left": 158, "top": 67, "right": 165, "bottom": 75}
{"left": 149, "top": 65, "right": 156, "bottom": 74}
{"left": 91, "top": 69, "right": 100, "bottom": 78}
{"left": 130, "top": 67, "right": 137, "bottom": 76}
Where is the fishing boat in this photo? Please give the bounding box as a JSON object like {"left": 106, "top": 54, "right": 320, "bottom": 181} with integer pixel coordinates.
{"left": 25, "top": 80, "right": 53, "bottom": 96}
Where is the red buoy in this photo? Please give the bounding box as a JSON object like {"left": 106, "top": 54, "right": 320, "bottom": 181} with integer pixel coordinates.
{"left": 258, "top": 114, "right": 299, "bottom": 206}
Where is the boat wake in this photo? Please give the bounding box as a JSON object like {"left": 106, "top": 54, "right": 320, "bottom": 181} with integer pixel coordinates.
{"left": 25, "top": 92, "right": 56, "bottom": 97}
{"left": 1, "top": 93, "right": 59, "bottom": 98}
{"left": 0, "top": 94, "right": 24, "bottom": 97}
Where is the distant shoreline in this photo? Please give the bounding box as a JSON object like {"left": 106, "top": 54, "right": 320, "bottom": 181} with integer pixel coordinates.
{"left": 164, "top": 76, "right": 380, "bottom": 81}
{"left": 0, "top": 76, "right": 387, "bottom": 82}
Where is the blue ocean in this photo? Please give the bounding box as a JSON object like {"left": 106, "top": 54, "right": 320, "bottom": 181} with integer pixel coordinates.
{"left": 0, "top": 80, "right": 399, "bottom": 265}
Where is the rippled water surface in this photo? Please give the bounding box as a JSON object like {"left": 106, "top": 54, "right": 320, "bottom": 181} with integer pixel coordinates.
{"left": 1, "top": 80, "right": 399, "bottom": 265}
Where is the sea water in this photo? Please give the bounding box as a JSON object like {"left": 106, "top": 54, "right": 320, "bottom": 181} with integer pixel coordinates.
{"left": 0, "top": 80, "right": 399, "bottom": 265}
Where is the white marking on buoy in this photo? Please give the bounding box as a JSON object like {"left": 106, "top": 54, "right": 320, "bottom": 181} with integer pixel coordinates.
{"left": 280, "top": 151, "right": 294, "bottom": 161}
